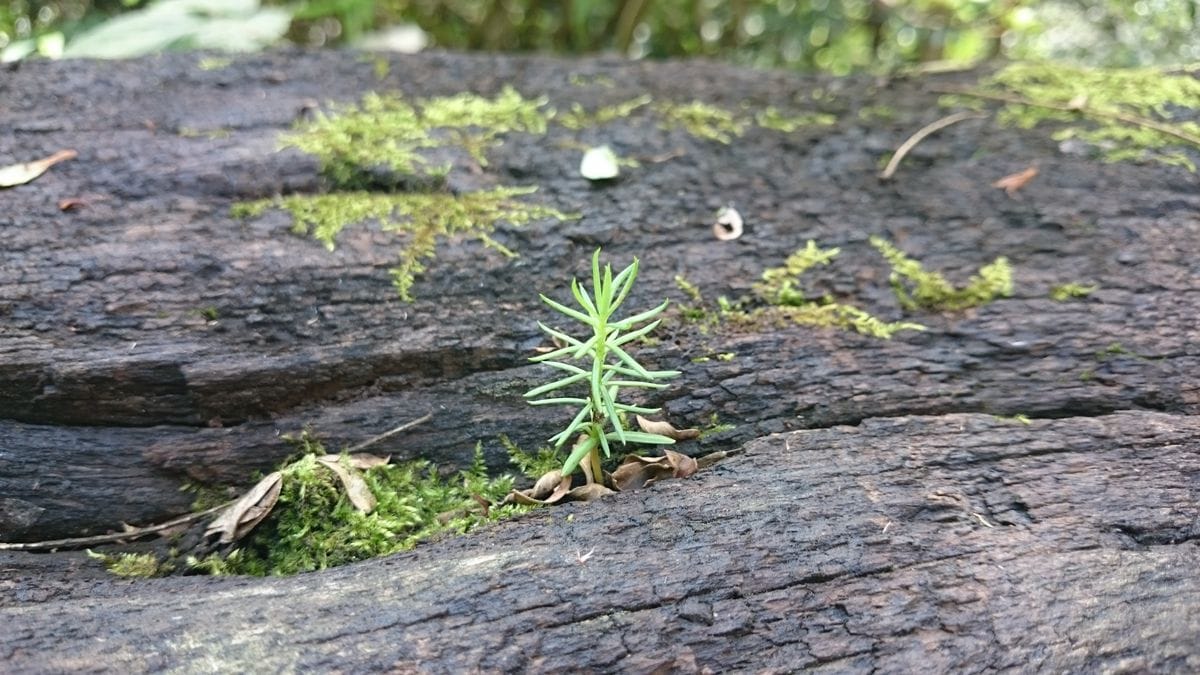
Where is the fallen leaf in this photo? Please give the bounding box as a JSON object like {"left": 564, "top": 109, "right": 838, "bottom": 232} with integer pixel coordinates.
{"left": 580, "top": 145, "right": 620, "bottom": 181}
{"left": 611, "top": 450, "right": 698, "bottom": 491}
{"left": 565, "top": 483, "right": 614, "bottom": 502}
{"left": 635, "top": 415, "right": 700, "bottom": 441}
{"left": 503, "top": 470, "right": 573, "bottom": 506}
{"left": 0, "top": 149, "right": 77, "bottom": 188}
{"left": 58, "top": 197, "right": 88, "bottom": 211}
{"left": 316, "top": 457, "right": 376, "bottom": 513}
{"left": 992, "top": 166, "right": 1038, "bottom": 198}
{"left": 713, "top": 205, "right": 743, "bottom": 240}
{"left": 205, "top": 471, "right": 283, "bottom": 544}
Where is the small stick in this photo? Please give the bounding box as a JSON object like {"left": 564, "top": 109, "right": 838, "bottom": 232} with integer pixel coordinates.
{"left": 344, "top": 412, "right": 433, "bottom": 454}
{"left": 879, "top": 111, "right": 988, "bottom": 180}
{"left": 928, "top": 85, "right": 1200, "bottom": 148}
{"left": 0, "top": 504, "right": 226, "bottom": 552}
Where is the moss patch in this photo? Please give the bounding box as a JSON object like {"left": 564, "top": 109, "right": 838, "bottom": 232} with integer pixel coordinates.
{"left": 675, "top": 241, "right": 925, "bottom": 340}
{"left": 185, "top": 440, "right": 527, "bottom": 577}
{"left": 234, "top": 187, "right": 572, "bottom": 300}
{"left": 957, "top": 62, "right": 1200, "bottom": 171}
{"left": 1051, "top": 282, "right": 1097, "bottom": 301}
{"left": 870, "top": 236, "right": 1012, "bottom": 311}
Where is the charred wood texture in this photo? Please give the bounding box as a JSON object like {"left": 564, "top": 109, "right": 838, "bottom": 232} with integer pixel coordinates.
{"left": 1, "top": 50, "right": 1197, "bottom": 671}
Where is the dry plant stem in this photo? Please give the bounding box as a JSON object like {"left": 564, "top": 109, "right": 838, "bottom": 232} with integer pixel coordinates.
{"left": 343, "top": 413, "right": 433, "bottom": 454}
{"left": 588, "top": 446, "right": 604, "bottom": 486}
{"left": 879, "top": 111, "right": 989, "bottom": 180}
{"left": 0, "top": 504, "right": 227, "bottom": 552}
{"left": 928, "top": 85, "right": 1200, "bottom": 148}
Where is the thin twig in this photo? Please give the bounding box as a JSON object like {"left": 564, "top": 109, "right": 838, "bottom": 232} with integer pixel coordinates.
{"left": 344, "top": 413, "right": 433, "bottom": 454}
{"left": 928, "top": 85, "right": 1200, "bottom": 148}
{"left": 0, "top": 504, "right": 227, "bottom": 552}
{"left": 880, "top": 111, "right": 989, "bottom": 180}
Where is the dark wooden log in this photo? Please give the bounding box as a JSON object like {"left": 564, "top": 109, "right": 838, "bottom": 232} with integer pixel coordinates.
{"left": 3, "top": 412, "right": 1198, "bottom": 671}
{"left": 1, "top": 50, "right": 1198, "bottom": 670}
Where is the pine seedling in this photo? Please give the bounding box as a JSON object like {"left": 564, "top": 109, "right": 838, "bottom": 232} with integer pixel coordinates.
{"left": 525, "top": 250, "right": 680, "bottom": 482}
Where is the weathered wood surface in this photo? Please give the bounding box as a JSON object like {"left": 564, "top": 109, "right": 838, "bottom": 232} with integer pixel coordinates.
{"left": 1, "top": 50, "right": 1198, "bottom": 671}
{"left": 3, "top": 412, "right": 1198, "bottom": 672}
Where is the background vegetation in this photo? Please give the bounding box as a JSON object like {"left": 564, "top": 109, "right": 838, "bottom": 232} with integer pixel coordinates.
{"left": 2, "top": 0, "right": 1198, "bottom": 70}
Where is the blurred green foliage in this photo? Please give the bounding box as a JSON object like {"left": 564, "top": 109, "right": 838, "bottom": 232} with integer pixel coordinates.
{"left": 3, "top": 0, "right": 1198, "bottom": 71}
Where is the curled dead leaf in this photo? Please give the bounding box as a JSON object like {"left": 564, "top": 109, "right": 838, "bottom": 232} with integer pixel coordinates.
{"left": 503, "top": 470, "right": 572, "bottom": 506}
{"left": 0, "top": 149, "right": 77, "bottom": 188}
{"left": 992, "top": 166, "right": 1038, "bottom": 199}
{"left": 316, "top": 457, "right": 376, "bottom": 513}
{"left": 611, "top": 450, "right": 698, "bottom": 491}
{"left": 205, "top": 471, "right": 283, "bottom": 544}
{"left": 635, "top": 415, "right": 700, "bottom": 441}
{"left": 712, "top": 206, "right": 743, "bottom": 241}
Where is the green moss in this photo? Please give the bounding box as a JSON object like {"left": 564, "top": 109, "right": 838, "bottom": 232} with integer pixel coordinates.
{"left": 655, "top": 100, "right": 748, "bottom": 144}
{"left": 858, "top": 104, "right": 898, "bottom": 121}
{"left": 755, "top": 240, "right": 842, "bottom": 305}
{"left": 236, "top": 187, "right": 574, "bottom": 301}
{"left": 281, "top": 86, "right": 550, "bottom": 186}
{"left": 698, "top": 413, "right": 735, "bottom": 439}
{"left": 558, "top": 95, "right": 652, "bottom": 130}
{"left": 188, "top": 442, "right": 526, "bottom": 577}
{"left": 995, "top": 413, "right": 1032, "bottom": 425}
{"left": 977, "top": 63, "right": 1200, "bottom": 171}
{"left": 870, "top": 236, "right": 1012, "bottom": 311}
{"left": 752, "top": 241, "right": 925, "bottom": 338}
{"left": 1051, "top": 282, "right": 1098, "bottom": 301}
{"left": 499, "top": 434, "right": 563, "bottom": 479}
{"left": 87, "top": 550, "right": 172, "bottom": 578}
{"left": 755, "top": 107, "right": 837, "bottom": 132}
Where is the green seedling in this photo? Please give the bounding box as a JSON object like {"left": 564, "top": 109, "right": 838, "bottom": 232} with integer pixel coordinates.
{"left": 525, "top": 250, "right": 680, "bottom": 482}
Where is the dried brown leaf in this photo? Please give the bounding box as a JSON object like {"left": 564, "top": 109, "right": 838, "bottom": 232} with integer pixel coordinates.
{"left": 316, "top": 457, "right": 376, "bottom": 513}
{"left": 565, "top": 483, "right": 615, "bottom": 502}
{"left": 992, "top": 166, "right": 1038, "bottom": 198}
{"left": 635, "top": 415, "right": 700, "bottom": 441}
{"left": 205, "top": 471, "right": 283, "bottom": 544}
{"left": 0, "top": 149, "right": 77, "bottom": 188}
{"left": 611, "top": 449, "right": 699, "bottom": 491}
{"left": 503, "top": 470, "right": 573, "bottom": 506}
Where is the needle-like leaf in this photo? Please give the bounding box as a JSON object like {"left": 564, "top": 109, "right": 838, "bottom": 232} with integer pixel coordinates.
{"left": 611, "top": 300, "right": 669, "bottom": 330}
{"left": 540, "top": 294, "right": 594, "bottom": 326}
{"left": 605, "top": 431, "right": 676, "bottom": 445}
{"left": 610, "top": 318, "right": 662, "bottom": 347}
{"left": 562, "top": 433, "right": 599, "bottom": 476}
{"left": 609, "top": 260, "right": 638, "bottom": 314}
{"left": 525, "top": 371, "right": 590, "bottom": 398}
{"left": 615, "top": 402, "right": 662, "bottom": 415}
{"left": 528, "top": 397, "right": 590, "bottom": 406}
{"left": 571, "top": 278, "right": 600, "bottom": 319}
{"left": 550, "top": 405, "right": 593, "bottom": 448}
